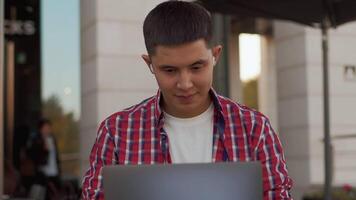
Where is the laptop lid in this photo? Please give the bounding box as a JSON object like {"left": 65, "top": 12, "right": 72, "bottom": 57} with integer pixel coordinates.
{"left": 103, "top": 162, "right": 262, "bottom": 200}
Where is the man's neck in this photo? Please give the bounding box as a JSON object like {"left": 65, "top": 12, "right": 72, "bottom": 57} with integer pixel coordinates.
{"left": 162, "top": 96, "right": 212, "bottom": 118}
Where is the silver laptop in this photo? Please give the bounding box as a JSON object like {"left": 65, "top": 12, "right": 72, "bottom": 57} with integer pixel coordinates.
{"left": 103, "top": 162, "right": 262, "bottom": 200}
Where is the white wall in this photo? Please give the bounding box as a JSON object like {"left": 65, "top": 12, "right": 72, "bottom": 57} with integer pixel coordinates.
{"left": 274, "top": 20, "right": 356, "bottom": 200}
{"left": 304, "top": 22, "right": 356, "bottom": 186}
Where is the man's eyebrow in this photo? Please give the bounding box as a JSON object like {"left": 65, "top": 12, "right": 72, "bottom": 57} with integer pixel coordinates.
{"left": 158, "top": 64, "right": 177, "bottom": 68}
{"left": 157, "top": 59, "right": 208, "bottom": 68}
{"left": 189, "top": 59, "right": 208, "bottom": 66}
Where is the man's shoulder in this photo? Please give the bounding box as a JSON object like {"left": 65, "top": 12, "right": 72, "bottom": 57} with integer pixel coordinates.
{"left": 217, "top": 95, "right": 269, "bottom": 123}
{"left": 99, "top": 95, "right": 156, "bottom": 128}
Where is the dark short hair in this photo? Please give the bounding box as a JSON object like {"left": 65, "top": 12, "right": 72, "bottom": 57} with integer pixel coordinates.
{"left": 38, "top": 118, "right": 51, "bottom": 130}
{"left": 143, "top": 1, "right": 212, "bottom": 55}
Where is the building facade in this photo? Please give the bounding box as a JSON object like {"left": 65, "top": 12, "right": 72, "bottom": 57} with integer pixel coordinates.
{"left": 274, "top": 21, "right": 356, "bottom": 199}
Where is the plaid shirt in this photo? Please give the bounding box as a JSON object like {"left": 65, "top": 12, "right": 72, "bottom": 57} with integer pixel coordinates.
{"left": 82, "top": 89, "right": 293, "bottom": 200}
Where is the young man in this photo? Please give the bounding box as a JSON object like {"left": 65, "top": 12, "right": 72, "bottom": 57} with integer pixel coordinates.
{"left": 82, "top": 1, "right": 293, "bottom": 199}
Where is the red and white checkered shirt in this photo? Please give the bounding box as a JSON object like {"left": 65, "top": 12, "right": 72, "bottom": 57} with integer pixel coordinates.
{"left": 82, "top": 89, "right": 293, "bottom": 200}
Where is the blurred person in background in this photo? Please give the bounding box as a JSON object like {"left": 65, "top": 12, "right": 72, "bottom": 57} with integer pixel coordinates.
{"left": 28, "top": 119, "right": 61, "bottom": 199}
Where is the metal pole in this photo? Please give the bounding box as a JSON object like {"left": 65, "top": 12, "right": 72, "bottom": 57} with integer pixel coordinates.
{"left": 0, "top": 0, "right": 4, "bottom": 197}
{"left": 322, "top": 18, "right": 332, "bottom": 200}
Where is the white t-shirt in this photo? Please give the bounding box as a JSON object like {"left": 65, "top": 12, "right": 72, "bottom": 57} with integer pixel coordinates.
{"left": 163, "top": 103, "right": 214, "bottom": 163}
{"left": 40, "top": 135, "right": 59, "bottom": 176}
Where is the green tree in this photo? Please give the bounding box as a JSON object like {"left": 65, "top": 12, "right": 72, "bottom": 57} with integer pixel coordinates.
{"left": 242, "top": 78, "right": 259, "bottom": 110}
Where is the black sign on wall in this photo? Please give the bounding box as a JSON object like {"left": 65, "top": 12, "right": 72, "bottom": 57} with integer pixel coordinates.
{"left": 4, "top": 0, "right": 41, "bottom": 167}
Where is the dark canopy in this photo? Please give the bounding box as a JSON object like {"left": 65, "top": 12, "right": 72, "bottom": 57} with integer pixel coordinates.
{"left": 199, "top": 0, "right": 356, "bottom": 27}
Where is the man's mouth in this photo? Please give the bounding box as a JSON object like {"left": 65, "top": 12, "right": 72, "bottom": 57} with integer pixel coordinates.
{"left": 175, "top": 93, "right": 196, "bottom": 102}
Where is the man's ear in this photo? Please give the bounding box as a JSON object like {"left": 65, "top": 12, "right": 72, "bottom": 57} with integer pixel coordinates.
{"left": 211, "top": 45, "right": 223, "bottom": 65}
{"left": 141, "top": 54, "right": 154, "bottom": 73}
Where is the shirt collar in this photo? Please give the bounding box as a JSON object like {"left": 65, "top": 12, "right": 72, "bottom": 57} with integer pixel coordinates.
{"left": 153, "top": 88, "right": 224, "bottom": 127}
{"left": 154, "top": 90, "right": 163, "bottom": 124}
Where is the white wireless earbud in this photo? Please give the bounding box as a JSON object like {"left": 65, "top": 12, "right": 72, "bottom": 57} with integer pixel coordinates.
{"left": 149, "top": 64, "right": 154, "bottom": 73}
{"left": 213, "top": 57, "right": 216, "bottom": 65}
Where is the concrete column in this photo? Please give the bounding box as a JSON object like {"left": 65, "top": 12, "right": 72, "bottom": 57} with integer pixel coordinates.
{"left": 274, "top": 21, "right": 313, "bottom": 200}
{"left": 274, "top": 20, "right": 356, "bottom": 200}
{"left": 80, "top": 0, "right": 164, "bottom": 177}
{"left": 259, "top": 36, "right": 278, "bottom": 131}
{"left": 228, "top": 32, "right": 242, "bottom": 103}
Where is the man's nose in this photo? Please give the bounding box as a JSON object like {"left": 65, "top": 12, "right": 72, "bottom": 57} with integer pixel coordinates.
{"left": 176, "top": 71, "right": 193, "bottom": 90}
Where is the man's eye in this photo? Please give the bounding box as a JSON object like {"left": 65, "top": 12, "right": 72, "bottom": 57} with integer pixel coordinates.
{"left": 192, "top": 65, "right": 203, "bottom": 71}
{"left": 164, "top": 68, "right": 176, "bottom": 73}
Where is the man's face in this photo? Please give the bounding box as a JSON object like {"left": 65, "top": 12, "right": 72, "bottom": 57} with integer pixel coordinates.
{"left": 41, "top": 123, "right": 52, "bottom": 136}
{"left": 142, "top": 39, "right": 222, "bottom": 118}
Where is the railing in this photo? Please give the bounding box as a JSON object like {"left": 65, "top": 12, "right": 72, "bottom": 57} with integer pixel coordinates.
{"left": 332, "top": 133, "right": 356, "bottom": 140}
{"left": 325, "top": 133, "right": 356, "bottom": 185}
{"left": 60, "top": 153, "right": 80, "bottom": 162}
